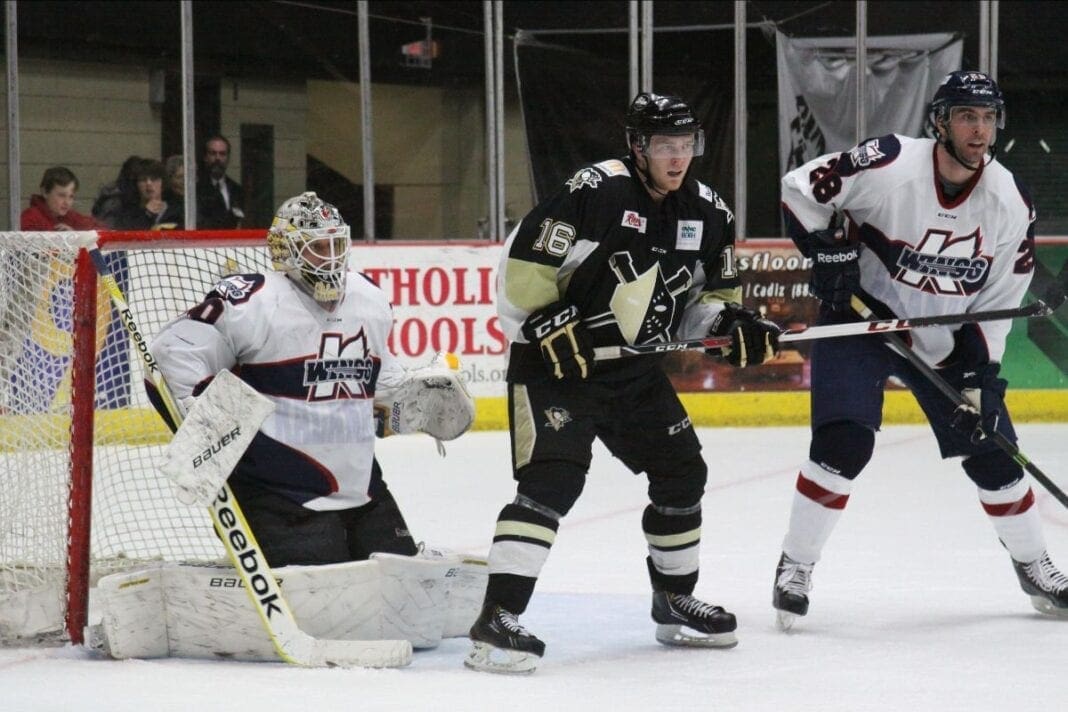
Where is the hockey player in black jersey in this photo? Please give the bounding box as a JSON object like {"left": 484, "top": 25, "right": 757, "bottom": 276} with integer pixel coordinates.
{"left": 465, "top": 92, "right": 782, "bottom": 674}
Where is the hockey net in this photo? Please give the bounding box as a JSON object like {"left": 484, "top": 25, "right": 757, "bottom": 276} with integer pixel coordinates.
{"left": 0, "top": 229, "right": 270, "bottom": 645}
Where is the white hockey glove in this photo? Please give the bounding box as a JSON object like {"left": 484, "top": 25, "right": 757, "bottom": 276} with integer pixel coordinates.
{"left": 159, "top": 370, "right": 275, "bottom": 506}
{"left": 374, "top": 352, "right": 475, "bottom": 441}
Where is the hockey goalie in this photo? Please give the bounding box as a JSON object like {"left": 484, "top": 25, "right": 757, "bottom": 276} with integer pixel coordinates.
{"left": 92, "top": 192, "right": 484, "bottom": 662}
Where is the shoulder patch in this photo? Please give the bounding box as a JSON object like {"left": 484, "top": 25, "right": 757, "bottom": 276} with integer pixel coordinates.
{"left": 696, "top": 181, "right": 734, "bottom": 224}
{"left": 594, "top": 159, "right": 630, "bottom": 177}
{"left": 566, "top": 166, "right": 604, "bottom": 193}
{"left": 212, "top": 273, "right": 265, "bottom": 305}
{"left": 838, "top": 135, "right": 901, "bottom": 176}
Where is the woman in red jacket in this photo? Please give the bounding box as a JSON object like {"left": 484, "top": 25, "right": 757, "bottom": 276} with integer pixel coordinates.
{"left": 20, "top": 166, "right": 97, "bottom": 230}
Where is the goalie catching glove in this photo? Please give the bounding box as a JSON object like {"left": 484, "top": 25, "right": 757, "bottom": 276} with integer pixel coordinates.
{"left": 374, "top": 351, "right": 475, "bottom": 441}
{"left": 708, "top": 303, "right": 782, "bottom": 368}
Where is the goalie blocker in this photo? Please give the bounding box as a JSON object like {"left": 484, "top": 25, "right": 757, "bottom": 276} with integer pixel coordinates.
{"left": 160, "top": 352, "right": 475, "bottom": 510}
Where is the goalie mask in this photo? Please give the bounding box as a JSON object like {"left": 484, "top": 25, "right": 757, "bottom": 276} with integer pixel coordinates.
{"left": 267, "top": 191, "right": 351, "bottom": 304}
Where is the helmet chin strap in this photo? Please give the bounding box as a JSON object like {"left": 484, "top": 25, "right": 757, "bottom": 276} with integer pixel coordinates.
{"left": 633, "top": 151, "right": 671, "bottom": 198}
{"left": 938, "top": 121, "right": 997, "bottom": 172}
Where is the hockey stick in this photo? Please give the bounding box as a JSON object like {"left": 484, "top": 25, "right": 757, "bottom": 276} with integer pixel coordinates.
{"left": 86, "top": 247, "right": 412, "bottom": 668}
{"left": 849, "top": 293, "right": 1068, "bottom": 510}
{"left": 593, "top": 298, "right": 1058, "bottom": 361}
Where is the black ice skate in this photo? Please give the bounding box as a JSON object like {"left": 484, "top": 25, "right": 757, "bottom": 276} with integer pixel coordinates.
{"left": 464, "top": 604, "right": 545, "bottom": 674}
{"left": 1012, "top": 550, "right": 1068, "bottom": 618}
{"left": 651, "top": 590, "right": 738, "bottom": 648}
{"left": 773, "top": 552, "right": 814, "bottom": 631}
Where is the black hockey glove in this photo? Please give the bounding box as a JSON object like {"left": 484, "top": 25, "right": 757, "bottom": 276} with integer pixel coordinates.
{"left": 708, "top": 303, "right": 782, "bottom": 368}
{"left": 808, "top": 225, "right": 860, "bottom": 311}
{"left": 949, "top": 362, "right": 1008, "bottom": 444}
{"left": 522, "top": 301, "right": 594, "bottom": 380}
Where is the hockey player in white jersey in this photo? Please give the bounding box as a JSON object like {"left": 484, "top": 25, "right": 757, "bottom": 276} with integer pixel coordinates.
{"left": 773, "top": 70, "right": 1068, "bottom": 629}
{"left": 148, "top": 192, "right": 474, "bottom": 566}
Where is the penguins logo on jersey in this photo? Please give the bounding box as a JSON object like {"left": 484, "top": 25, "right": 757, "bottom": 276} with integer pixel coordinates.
{"left": 544, "top": 407, "right": 572, "bottom": 431}
{"left": 585, "top": 252, "right": 691, "bottom": 344}
{"left": 304, "top": 330, "right": 379, "bottom": 401}
{"left": 895, "top": 227, "right": 991, "bottom": 295}
{"left": 566, "top": 167, "right": 602, "bottom": 193}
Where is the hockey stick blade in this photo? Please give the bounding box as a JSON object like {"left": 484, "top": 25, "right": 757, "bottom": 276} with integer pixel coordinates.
{"left": 593, "top": 300, "right": 1053, "bottom": 361}
{"left": 87, "top": 246, "right": 412, "bottom": 668}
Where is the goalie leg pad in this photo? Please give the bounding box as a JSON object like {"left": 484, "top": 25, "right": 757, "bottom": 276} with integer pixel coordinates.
{"left": 371, "top": 552, "right": 452, "bottom": 649}
{"left": 95, "top": 560, "right": 385, "bottom": 661}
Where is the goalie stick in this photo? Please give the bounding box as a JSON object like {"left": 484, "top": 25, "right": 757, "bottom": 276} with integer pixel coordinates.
{"left": 86, "top": 246, "right": 412, "bottom": 668}
{"left": 593, "top": 297, "right": 1059, "bottom": 361}
{"left": 850, "top": 293, "right": 1068, "bottom": 510}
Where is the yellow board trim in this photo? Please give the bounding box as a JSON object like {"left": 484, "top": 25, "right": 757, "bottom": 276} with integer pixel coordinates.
{"left": 2, "top": 390, "right": 1065, "bottom": 452}
{"left": 469, "top": 390, "right": 1068, "bottom": 431}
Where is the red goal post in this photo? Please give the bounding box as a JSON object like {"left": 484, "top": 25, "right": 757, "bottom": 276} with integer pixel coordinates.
{"left": 0, "top": 229, "right": 270, "bottom": 646}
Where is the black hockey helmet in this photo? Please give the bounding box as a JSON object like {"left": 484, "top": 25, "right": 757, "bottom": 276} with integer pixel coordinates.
{"left": 929, "top": 70, "right": 1005, "bottom": 134}
{"left": 625, "top": 92, "right": 705, "bottom": 157}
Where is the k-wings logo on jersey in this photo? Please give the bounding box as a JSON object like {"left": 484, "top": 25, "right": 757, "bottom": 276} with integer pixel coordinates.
{"left": 894, "top": 227, "right": 991, "bottom": 295}
{"left": 566, "top": 167, "right": 603, "bottom": 193}
{"left": 303, "top": 330, "right": 380, "bottom": 401}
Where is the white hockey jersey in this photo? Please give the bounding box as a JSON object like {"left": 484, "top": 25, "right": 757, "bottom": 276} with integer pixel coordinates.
{"left": 150, "top": 270, "right": 405, "bottom": 511}
{"left": 781, "top": 134, "right": 1036, "bottom": 365}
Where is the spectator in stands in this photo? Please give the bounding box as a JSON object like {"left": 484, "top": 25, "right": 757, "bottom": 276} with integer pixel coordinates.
{"left": 164, "top": 154, "right": 186, "bottom": 201}
{"left": 93, "top": 156, "right": 144, "bottom": 228}
{"left": 163, "top": 154, "right": 186, "bottom": 221}
{"left": 196, "top": 135, "right": 244, "bottom": 228}
{"left": 20, "top": 166, "right": 97, "bottom": 230}
{"left": 115, "top": 159, "right": 183, "bottom": 230}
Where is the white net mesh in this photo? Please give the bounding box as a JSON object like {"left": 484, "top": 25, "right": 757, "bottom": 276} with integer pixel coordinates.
{"left": 0, "top": 231, "right": 273, "bottom": 643}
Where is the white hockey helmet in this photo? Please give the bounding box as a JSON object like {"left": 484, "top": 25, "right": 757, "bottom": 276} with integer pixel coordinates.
{"left": 267, "top": 191, "right": 351, "bottom": 304}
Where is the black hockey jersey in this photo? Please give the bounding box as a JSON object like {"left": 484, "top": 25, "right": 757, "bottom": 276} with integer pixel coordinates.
{"left": 498, "top": 155, "right": 740, "bottom": 382}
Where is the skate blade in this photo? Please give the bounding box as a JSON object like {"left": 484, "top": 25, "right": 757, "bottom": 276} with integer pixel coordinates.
{"left": 655, "top": 624, "right": 738, "bottom": 649}
{"left": 1029, "top": 595, "right": 1068, "bottom": 619}
{"left": 464, "top": 640, "right": 540, "bottom": 674}
{"left": 775, "top": 609, "right": 798, "bottom": 632}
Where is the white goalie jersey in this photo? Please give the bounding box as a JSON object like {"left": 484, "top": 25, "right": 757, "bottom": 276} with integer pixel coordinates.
{"left": 151, "top": 270, "right": 405, "bottom": 511}
{"left": 781, "top": 134, "right": 1036, "bottom": 365}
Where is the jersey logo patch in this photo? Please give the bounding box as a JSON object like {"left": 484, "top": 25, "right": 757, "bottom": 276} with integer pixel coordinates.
{"left": 212, "top": 274, "right": 264, "bottom": 304}
{"left": 894, "top": 227, "right": 991, "bottom": 295}
{"left": 621, "top": 210, "right": 647, "bottom": 233}
{"left": 544, "top": 407, "right": 572, "bottom": 431}
{"left": 566, "top": 167, "right": 602, "bottom": 193}
{"left": 676, "top": 220, "right": 703, "bottom": 250}
{"left": 848, "top": 139, "right": 887, "bottom": 168}
{"left": 304, "top": 331, "right": 380, "bottom": 401}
